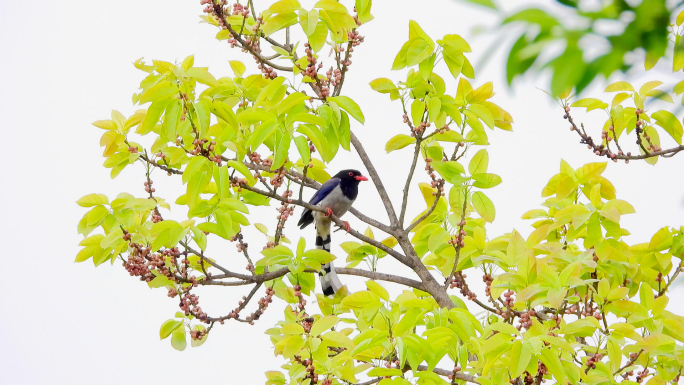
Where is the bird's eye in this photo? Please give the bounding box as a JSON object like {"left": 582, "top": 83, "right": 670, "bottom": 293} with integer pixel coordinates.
{"left": 348, "top": 172, "right": 354, "bottom": 177}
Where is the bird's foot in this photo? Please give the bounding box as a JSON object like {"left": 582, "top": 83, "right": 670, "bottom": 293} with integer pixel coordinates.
{"left": 343, "top": 221, "right": 351, "bottom": 233}
{"left": 324, "top": 207, "right": 334, "bottom": 217}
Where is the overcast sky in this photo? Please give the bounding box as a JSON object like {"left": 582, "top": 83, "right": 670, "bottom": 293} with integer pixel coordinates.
{"left": 1, "top": 0, "right": 683, "bottom": 384}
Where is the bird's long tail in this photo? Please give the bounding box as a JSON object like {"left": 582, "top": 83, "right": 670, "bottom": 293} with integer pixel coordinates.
{"left": 316, "top": 221, "right": 343, "bottom": 296}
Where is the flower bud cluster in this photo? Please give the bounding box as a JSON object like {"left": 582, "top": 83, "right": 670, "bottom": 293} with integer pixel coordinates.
{"left": 294, "top": 284, "right": 307, "bottom": 310}
{"left": 230, "top": 232, "right": 249, "bottom": 255}
{"left": 227, "top": 286, "right": 274, "bottom": 325}
{"left": 585, "top": 353, "right": 602, "bottom": 370}
{"left": 326, "top": 67, "right": 342, "bottom": 87}
{"left": 517, "top": 309, "right": 536, "bottom": 331}
{"left": 655, "top": 272, "right": 664, "bottom": 282}
{"left": 230, "top": 176, "right": 250, "bottom": 192}
{"left": 180, "top": 292, "right": 207, "bottom": 321}
{"left": 245, "top": 286, "right": 274, "bottom": 324}
{"left": 448, "top": 220, "right": 467, "bottom": 248}
{"left": 294, "top": 355, "right": 319, "bottom": 384}
{"left": 277, "top": 190, "right": 295, "bottom": 227}
{"left": 521, "top": 372, "right": 534, "bottom": 385}
{"left": 270, "top": 166, "right": 287, "bottom": 188}
{"left": 189, "top": 328, "right": 208, "bottom": 341}
{"left": 448, "top": 272, "right": 477, "bottom": 300}
{"left": 424, "top": 158, "right": 444, "bottom": 195}
{"left": 144, "top": 180, "right": 156, "bottom": 194}
{"left": 302, "top": 43, "right": 330, "bottom": 97}
{"left": 501, "top": 289, "right": 514, "bottom": 307}
{"left": 251, "top": 15, "right": 264, "bottom": 33}
{"left": 447, "top": 365, "right": 461, "bottom": 381}
{"left": 411, "top": 120, "right": 431, "bottom": 137}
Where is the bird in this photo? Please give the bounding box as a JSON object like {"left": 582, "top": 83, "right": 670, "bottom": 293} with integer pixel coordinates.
{"left": 297, "top": 169, "right": 368, "bottom": 296}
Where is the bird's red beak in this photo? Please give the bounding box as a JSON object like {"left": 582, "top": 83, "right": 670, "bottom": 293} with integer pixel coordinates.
{"left": 355, "top": 175, "right": 368, "bottom": 181}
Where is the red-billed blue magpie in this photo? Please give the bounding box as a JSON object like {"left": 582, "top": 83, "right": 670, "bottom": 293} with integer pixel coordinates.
{"left": 298, "top": 169, "right": 368, "bottom": 296}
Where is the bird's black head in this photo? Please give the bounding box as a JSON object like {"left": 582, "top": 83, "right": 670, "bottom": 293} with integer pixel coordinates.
{"left": 334, "top": 169, "right": 368, "bottom": 184}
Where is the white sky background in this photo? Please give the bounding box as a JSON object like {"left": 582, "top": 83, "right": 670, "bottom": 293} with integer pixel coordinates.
{"left": 1, "top": 0, "right": 684, "bottom": 383}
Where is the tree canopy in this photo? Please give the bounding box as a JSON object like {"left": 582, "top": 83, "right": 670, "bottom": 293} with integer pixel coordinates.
{"left": 77, "top": 1, "right": 684, "bottom": 384}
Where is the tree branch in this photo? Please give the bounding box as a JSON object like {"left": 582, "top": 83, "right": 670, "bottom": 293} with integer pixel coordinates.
{"left": 243, "top": 162, "right": 394, "bottom": 234}
{"left": 350, "top": 132, "right": 400, "bottom": 228}
{"left": 414, "top": 365, "right": 476, "bottom": 384}
{"left": 399, "top": 138, "right": 422, "bottom": 226}
{"left": 224, "top": 24, "right": 293, "bottom": 72}
{"left": 613, "top": 349, "right": 644, "bottom": 376}
{"left": 236, "top": 182, "right": 413, "bottom": 267}
{"left": 565, "top": 107, "right": 684, "bottom": 161}
{"left": 204, "top": 266, "right": 424, "bottom": 290}
{"left": 337, "top": 268, "right": 425, "bottom": 290}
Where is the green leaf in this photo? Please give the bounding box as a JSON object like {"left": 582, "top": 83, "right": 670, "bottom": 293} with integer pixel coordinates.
{"left": 77, "top": 194, "right": 109, "bottom": 207}
{"left": 514, "top": 341, "right": 532, "bottom": 377}
{"left": 226, "top": 160, "right": 256, "bottom": 185}
{"left": 264, "top": 12, "right": 299, "bottom": 37}
{"left": 649, "top": 227, "right": 672, "bottom": 251}
{"left": 604, "top": 81, "right": 634, "bottom": 93}
{"left": 315, "top": 0, "right": 346, "bottom": 12}
{"left": 191, "top": 226, "right": 207, "bottom": 251}
{"left": 571, "top": 98, "right": 608, "bottom": 112}
{"left": 441, "top": 34, "right": 472, "bottom": 52}
{"left": 472, "top": 191, "right": 495, "bottom": 222}
{"left": 406, "top": 38, "right": 433, "bottom": 67}
{"left": 366, "top": 281, "right": 389, "bottom": 301}
{"left": 310, "top": 315, "right": 339, "bottom": 336}
{"left": 328, "top": 96, "right": 364, "bottom": 124}
{"left": 277, "top": 92, "right": 310, "bottom": 116}
{"left": 308, "top": 21, "right": 328, "bottom": 53}
{"left": 367, "top": 368, "right": 404, "bottom": 377}
{"left": 171, "top": 329, "right": 187, "bottom": 351}
{"left": 652, "top": 110, "right": 683, "bottom": 145}
{"left": 321, "top": 331, "right": 353, "bottom": 349}
{"left": 299, "top": 9, "right": 319, "bottom": 36}
{"left": 272, "top": 131, "right": 291, "bottom": 170}
{"left": 268, "top": 0, "right": 301, "bottom": 13}
{"left": 341, "top": 291, "right": 381, "bottom": 309}
{"left": 186, "top": 67, "right": 217, "bottom": 86}
{"left": 472, "top": 173, "right": 501, "bottom": 189}
{"left": 229, "top": 61, "right": 246, "bottom": 77}
{"left": 538, "top": 349, "right": 565, "bottom": 381}
{"left": 468, "top": 149, "right": 489, "bottom": 175}
{"left": 139, "top": 82, "right": 177, "bottom": 104}
{"left": 369, "top": 78, "right": 396, "bottom": 93}
{"left": 297, "top": 124, "right": 330, "bottom": 162}
{"left": 160, "top": 319, "right": 183, "bottom": 339}
{"left": 575, "top": 162, "right": 606, "bottom": 183}
{"left": 294, "top": 136, "right": 311, "bottom": 164}
{"left": 138, "top": 100, "right": 168, "bottom": 135}
{"left": 385, "top": 134, "right": 416, "bottom": 153}
{"left": 431, "top": 161, "right": 465, "bottom": 181}
{"left": 247, "top": 121, "right": 277, "bottom": 150}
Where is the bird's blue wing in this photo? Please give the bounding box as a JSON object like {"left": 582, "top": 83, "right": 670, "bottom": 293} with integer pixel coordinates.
{"left": 310, "top": 178, "right": 341, "bottom": 205}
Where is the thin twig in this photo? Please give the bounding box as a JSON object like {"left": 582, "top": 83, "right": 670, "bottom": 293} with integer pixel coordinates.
{"left": 405, "top": 180, "right": 444, "bottom": 233}
{"left": 399, "top": 139, "right": 422, "bottom": 226}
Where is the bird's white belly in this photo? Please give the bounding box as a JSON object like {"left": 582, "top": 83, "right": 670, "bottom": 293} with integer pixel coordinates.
{"left": 313, "top": 185, "right": 354, "bottom": 220}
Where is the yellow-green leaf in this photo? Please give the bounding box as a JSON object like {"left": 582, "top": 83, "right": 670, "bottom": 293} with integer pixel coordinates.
{"left": 385, "top": 134, "right": 416, "bottom": 153}
{"left": 604, "top": 81, "right": 634, "bottom": 93}
{"left": 472, "top": 191, "right": 495, "bottom": 223}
